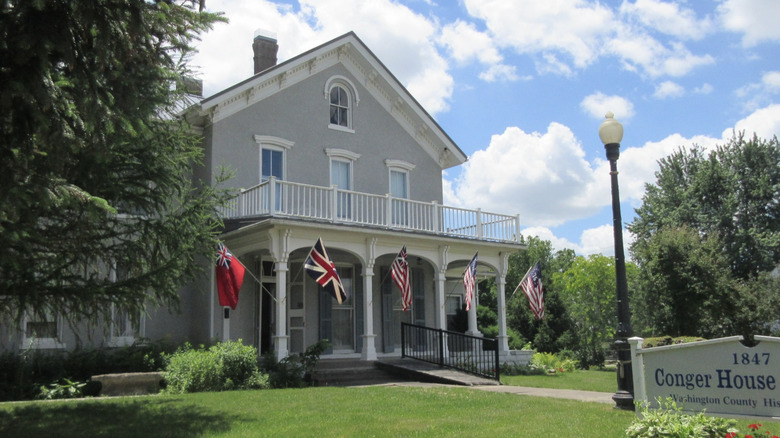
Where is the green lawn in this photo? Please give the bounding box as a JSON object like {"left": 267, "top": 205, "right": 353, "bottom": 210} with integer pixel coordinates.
{"left": 1, "top": 371, "right": 777, "bottom": 437}
{"left": 501, "top": 369, "right": 617, "bottom": 392}
{"left": 0, "top": 386, "right": 633, "bottom": 437}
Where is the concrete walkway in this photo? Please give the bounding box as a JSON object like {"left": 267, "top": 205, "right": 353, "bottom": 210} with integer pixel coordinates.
{"left": 375, "top": 358, "right": 615, "bottom": 404}
{"left": 469, "top": 384, "right": 615, "bottom": 404}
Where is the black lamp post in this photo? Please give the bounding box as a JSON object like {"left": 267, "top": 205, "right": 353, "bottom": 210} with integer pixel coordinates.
{"left": 599, "top": 112, "right": 634, "bottom": 410}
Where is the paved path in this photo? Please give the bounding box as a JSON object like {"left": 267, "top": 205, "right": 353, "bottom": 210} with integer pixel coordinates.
{"left": 376, "top": 381, "right": 614, "bottom": 404}
{"left": 470, "top": 384, "right": 614, "bottom": 404}
{"left": 375, "top": 358, "right": 615, "bottom": 404}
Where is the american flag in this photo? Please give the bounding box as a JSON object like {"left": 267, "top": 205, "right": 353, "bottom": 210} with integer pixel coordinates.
{"left": 305, "top": 238, "right": 347, "bottom": 304}
{"left": 215, "top": 242, "right": 246, "bottom": 310}
{"left": 463, "top": 252, "right": 478, "bottom": 312}
{"left": 520, "top": 262, "right": 544, "bottom": 320}
{"left": 391, "top": 246, "right": 411, "bottom": 311}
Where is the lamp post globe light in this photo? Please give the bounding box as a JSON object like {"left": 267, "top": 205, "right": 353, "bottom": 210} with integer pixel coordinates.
{"left": 599, "top": 112, "right": 634, "bottom": 410}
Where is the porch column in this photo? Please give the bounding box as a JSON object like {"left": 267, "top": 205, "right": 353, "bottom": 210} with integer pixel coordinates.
{"left": 436, "top": 245, "right": 449, "bottom": 332}
{"left": 361, "top": 267, "right": 377, "bottom": 360}
{"left": 274, "top": 261, "right": 289, "bottom": 361}
{"left": 435, "top": 272, "right": 447, "bottom": 331}
{"left": 496, "top": 274, "right": 510, "bottom": 353}
{"left": 222, "top": 307, "right": 230, "bottom": 341}
{"left": 466, "top": 298, "right": 480, "bottom": 336}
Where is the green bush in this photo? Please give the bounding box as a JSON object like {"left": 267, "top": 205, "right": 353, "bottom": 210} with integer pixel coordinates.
{"left": 499, "top": 351, "right": 578, "bottom": 376}
{"left": 642, "top": 336, "right": 705, "bottom": 348}
{"left": 0, "top": 339, "right": 175, "bottom": 402}
{"left": 499, "top": 361, "right": 546, "bottom": 376}
{"left": 37, "top": 378, "right": 87, "bottom": 400}
{"left": 261, "top": 339, "right": 329, "bottom": 388}
{"left": 531, "top": 352, "right": 577, "bottom": 373}
{"left": 163, "top": 340, "right": 268, "bottom": 394}
{"left": 626, "top": 398, "right": 736, "bottom": 438}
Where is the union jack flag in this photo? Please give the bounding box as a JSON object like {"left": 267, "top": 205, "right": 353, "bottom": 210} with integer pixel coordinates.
{"left": 463, "top": 252, "right": 478, "bottom": 311}
{"left": 305, "top": 238, "right": 347, "bottom": 304}
{"left": 391, "top": 246, "right": 411, "bottom": 311}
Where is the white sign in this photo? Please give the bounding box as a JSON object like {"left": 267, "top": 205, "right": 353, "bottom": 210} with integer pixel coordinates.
{"left": 630, "top": 336, "right": 780, "bottom": 418}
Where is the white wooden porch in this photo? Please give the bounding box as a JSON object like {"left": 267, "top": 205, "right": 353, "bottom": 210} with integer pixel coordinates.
{"left": 220, "top": 177, "right": 521, "bottom": 243}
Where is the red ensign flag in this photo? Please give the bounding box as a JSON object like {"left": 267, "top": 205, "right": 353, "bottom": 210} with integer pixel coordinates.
{"left": 216, "top": 243, "right": 246, "bottom": 310}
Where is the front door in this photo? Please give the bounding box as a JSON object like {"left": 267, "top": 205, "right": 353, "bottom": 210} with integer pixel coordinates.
{"left": 330, "top": 266, "right": 354, "bottom": 352}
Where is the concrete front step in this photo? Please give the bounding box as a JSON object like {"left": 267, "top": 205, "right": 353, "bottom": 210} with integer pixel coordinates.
{"left": 312, "top": 359, "right": 407, "bottom": 387}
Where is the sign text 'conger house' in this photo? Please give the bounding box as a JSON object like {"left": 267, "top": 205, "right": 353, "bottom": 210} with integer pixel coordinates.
{"left": 630, "top": 336, "right": 780, "bottom": 418}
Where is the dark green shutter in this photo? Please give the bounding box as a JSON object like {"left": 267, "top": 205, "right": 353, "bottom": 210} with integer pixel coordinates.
{"left": 412, "top": 268, "right": 425, "bottom": 326}
{"left": 380, "top": 267, "right": 394, "bottom": 353}
{"left": 354, "top": 265, "right": 364, "bottom": 353}
{"left": 319, "top": 287, "right": 333, "bottom": 354}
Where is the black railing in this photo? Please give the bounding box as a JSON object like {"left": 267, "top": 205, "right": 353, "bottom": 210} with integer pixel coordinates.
{"left": 401, "top": 323, "right": 500, "bottom": 381}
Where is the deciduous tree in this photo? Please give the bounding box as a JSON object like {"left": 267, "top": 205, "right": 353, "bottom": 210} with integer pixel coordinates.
{"left": 629, "top": 133, "right": 780, "bottom": 337}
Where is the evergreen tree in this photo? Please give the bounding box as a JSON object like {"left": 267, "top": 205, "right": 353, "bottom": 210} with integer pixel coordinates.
{"left": 0, "top": 1, "right": 229, "bottom": 327}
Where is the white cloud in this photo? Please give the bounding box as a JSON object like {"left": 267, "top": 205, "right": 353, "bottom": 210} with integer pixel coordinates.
{"left": 478, "top": 64, "right": 519, "bottom": 82}
{"left": 736, "top": 72, "right": 780, "bottom": 111}
{"left": 653, "top": 80, "right": 685, "bottom": 99}
{"left": 725, "top": 104, "right": 780, "bottom": 139}
{"left": 620, "top": 0, "right": 713, "bottom": 40}
{"left": 445, "top": 115, "right": 775, "bottom": 254}
{"left": 762, "top": 71, "right": 780, "bottom": 93}
{"left": 520, "top": 226, "right": 580, "bottom": 253}
{"left": 439, "top": 20, "right": 519, "bottom": 82}
{"left": 459, "top": 0, "right": 714, "bottom": 79}
{"left": 193, "top": 0, "right": 454, "bottom": 114}
{"left": 521, "top": 225, "right": 635, "bottom": 257}
{"left": 440, "top": 20, "right": 500, "bottom": 65}
{"left": 607, "top": 32, "right": 715, "bottom": 77}
{"left": 451, "top": 123, "right": 606, "bottom": 227}
{"left": 694, "top": 83, "right": 714, "bottom": 94}
{"left": 718, "top": 0, "right": 780, "bottom": 47}
{"left": 463, "top": 0, "right": 615, "bottom": 69}
{"left": 580, "top": 93, "right": 636, "bottom": 121}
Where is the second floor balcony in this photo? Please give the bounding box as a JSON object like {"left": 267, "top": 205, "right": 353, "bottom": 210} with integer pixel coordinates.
{"left": 221, "top": 178, "right": 522, "bottom": 244}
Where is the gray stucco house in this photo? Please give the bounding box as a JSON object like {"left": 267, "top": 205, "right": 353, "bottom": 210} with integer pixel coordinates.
{"left": 6, "top": 32, "right": 525, "bottom": 364}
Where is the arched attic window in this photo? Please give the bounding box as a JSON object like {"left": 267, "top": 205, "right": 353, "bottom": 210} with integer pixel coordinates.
{"left": 325, "top": 76, "right": 359, "bottom": 133}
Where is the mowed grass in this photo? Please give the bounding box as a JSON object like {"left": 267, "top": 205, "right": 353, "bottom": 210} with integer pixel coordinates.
{"left": 1, "top": 370, "right": 777, "bottom": 437}
{"left": 501, "top": 369, "right": 617, "bottom": 392}
{"left": 0, "top": 386, "right": 635, "bottom": 437}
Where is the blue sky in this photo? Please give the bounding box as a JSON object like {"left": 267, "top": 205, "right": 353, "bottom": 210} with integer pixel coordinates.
{"left": 192, "top": 0, "right": 780, "bottom": 256}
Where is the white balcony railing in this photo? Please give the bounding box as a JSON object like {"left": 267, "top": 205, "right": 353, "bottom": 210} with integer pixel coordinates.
{"left": 221, "top": 177, "right": 521, "bottom": 243}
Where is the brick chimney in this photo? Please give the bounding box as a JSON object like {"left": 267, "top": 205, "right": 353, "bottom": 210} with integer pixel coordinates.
{"left": 253, "top": 30, "right": 278, "bottom": 74}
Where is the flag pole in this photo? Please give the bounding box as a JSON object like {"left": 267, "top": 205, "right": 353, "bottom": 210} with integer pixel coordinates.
{"left": 510, "top": 263, "right": 535, "bottom": 300}
{"left": 235, "top": 259, "right": 278, "bottom": 303}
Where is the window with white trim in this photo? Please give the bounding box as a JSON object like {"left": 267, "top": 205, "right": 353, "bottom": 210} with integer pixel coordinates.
{"left": 386, "top": 160, "right": 415, "bottom": 226}
{"left": 108, "top": 262, "right": 142, "bottom": 347}
{"left": 262, "top": 148, "right": 284, "bottom": 182}
{"left": 22, "top": 310, "right": 65, "bottom": 350}
{"left": 254, "top": 135, "right": 294, "bottom": 184}
{"left": 325, "top": 76, "right": 359, "bottom": 133}
{"left": 330, "top": 86, "right": 350, "bottom": 127}
{"left": 255, "top": 136, "right": 294, "bottom": 212}
{"left": 326, "top": 148, "right": 360, "bottom": 219}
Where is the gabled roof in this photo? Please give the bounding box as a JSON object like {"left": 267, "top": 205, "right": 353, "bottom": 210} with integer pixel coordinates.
{"left": 196, "top": 32, "right": 467, "bottom": 169}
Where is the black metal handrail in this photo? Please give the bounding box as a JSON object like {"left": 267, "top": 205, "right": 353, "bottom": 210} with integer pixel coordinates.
{"left": 401, "top": 323, "right": 500, "bottom": 381}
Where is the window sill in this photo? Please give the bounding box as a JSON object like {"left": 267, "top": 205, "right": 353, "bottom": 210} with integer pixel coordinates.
{"left": 328, "top": 124, "right": 355, "bottom": 134}
{"left": 107, "top": 337, "right": 136, "bottom": 348}
{"left": 20, "top": 339, "right": 66, "bottom": 350}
